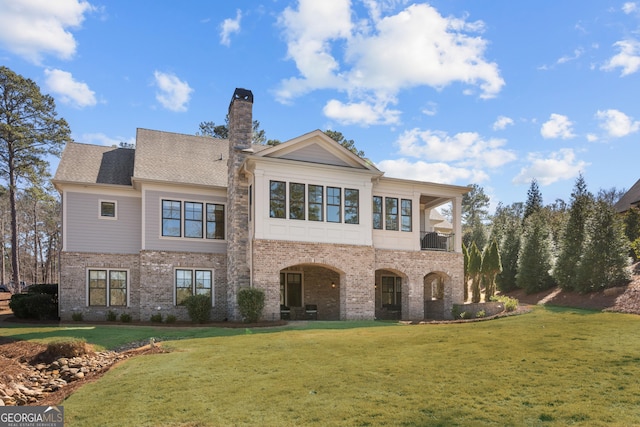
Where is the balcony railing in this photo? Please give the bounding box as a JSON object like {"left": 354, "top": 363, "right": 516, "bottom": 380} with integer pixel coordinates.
{"left": 420, "top": 232, "right": 454, "bottom": 252}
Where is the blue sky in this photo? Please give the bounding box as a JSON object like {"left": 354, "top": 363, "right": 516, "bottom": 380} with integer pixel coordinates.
{"left": 1, "top": 0, "right": 639, "bottom": 210}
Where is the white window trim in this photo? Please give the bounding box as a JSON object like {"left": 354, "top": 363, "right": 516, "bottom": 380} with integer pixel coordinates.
{"left": 99, "top": 199, "right": 118, "bottom": 220}
{"left": 159, "top": 198, "right": 227, "bottom": 242}
{"left": 173, "top": 268, "right": 215, "bottom": 307}
{"left": 85, "top": 268, "right": 130, "bottom": 307}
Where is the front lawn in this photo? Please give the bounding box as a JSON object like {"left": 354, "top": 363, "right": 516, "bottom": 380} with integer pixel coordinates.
{"left": 3, "top": 308, "right": 640, "bottom": 426}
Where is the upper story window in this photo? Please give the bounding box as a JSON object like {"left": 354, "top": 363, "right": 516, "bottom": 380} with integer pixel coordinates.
{"left": 289, "top": 183, "right": 305, "bottom": 220}
{"left": 374, "top": 196, "right": 412, "bottom": 232}
{"left": 327, "top": 187, "right": 341, "bottom": 223}
{"left": 100, "top": 200, "right": 117, "bottom": 219}
{"left": 345, "top": 189, "right": 359, "bottom": 224}
{"left": 270, "top": 181, "right": 286, "bottom": 218}
{"left": 308, "top": 185, "right": 324, "bottom": 221}
{"left": 162, "top": 199, "right": 225, "bottom": 240}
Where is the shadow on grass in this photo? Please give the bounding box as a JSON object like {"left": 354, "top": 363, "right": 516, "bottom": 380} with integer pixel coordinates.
{"left": 542, "top": 305, "right": 602, "bottom": 315}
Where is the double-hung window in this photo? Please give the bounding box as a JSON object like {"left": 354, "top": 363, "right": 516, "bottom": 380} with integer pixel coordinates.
{"left": 344, "top": 189, "right": 359, "bottom": 224}
{"left": 184, "top": 202, "right": 203, "bottom": 238}
{"left": 176, "top": 269, "right": 213, "bottom": 305}
{"left": 206, "top": 204, "right": 225, "bottom": 239}
{"left": 401, "top": 199, "right": 412, "bottom": 232}
{"left": 88, "top": 269, "right": 128, "bottom": 307}
{"left": 270, "top": 181, "right": 286, "bottom": 218}
{"left": 372, "top": 196, "right": 383, "bottom": 229}
{"left": 289, "top": 183, "right": 305, "bottom": 220}
{"left": 308, "top": 185, "right": 324, "bottom": 221}
{"left": 162, "top": 200, "right": 181, "bottom": 237}
{"left": 385, "top": 197, "right": 399, "bottom": 231}
{"left": 327, "top": 187, "right": 341, "bottom": 223}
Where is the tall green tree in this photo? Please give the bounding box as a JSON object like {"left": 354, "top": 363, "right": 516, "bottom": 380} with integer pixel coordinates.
{"left": 554, "top": 174, "right": 593, "bottom": 290}
{"left": 462, "top": 242, "right": 469, "bottom": 302}
{"left": 323, "top": 130, "right": 366, "bottom": 158}
{"left": 0, "top": 66, "right": 70, "bottom": 286}
{"left": 461, "top": 184, "right": 489, "bottom": 250}
{"left": 481, "top": 239, "right": 502, "bottom": 301}
{"left": 492, "top": 202, "right": 522, "bottom": 292}
{"left": 517, "top": 212, "right": 555, "bottom": 293}
{"left": 575, "top": 200, "right": 630, "bottom": 292}
{"left": 468, "top": 242, "right": 483, "bottom": 303}
{"left": 523, "top": 178, "right": 543, "bottom": 223}
{"left": 197, "top": 117, "right": 267, "bottom": 144}
{"left": 623, "top": 207, "right": 640, "bottom": 261}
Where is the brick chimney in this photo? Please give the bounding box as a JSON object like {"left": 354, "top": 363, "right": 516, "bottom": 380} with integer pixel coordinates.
{"left": 226, "top": 88, "right": 253, "bottom": 320}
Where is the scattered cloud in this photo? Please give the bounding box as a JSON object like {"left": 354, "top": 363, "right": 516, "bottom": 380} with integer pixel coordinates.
{"left": 0, "top": 0, "right": 93, "bottom": 64}
{"left": 377, "top": 158, "right": 488, "bottom": 184}
{"left": 220, "top": 9, "right": 242, "bottom": 46}
{"left": 540, "top": 113, "right": 576, "bottom": 139}
{"left": 557, "top": 48, "right": 584, "bottom": 64}
{"left": 153, "top": 71, "right": 193, "bottom": 112}
{"left": 493, "top": 115, "right": 514, "bottom": 131}
{"left": 276, "top": 1, "right": 504, "bottom": 125}
{"left": 323, "top": 98, "right": 401, "bottom": 125}
{"left": 595, "top": 109, "right": 640, "bottom": 137}
{"left": 421, "top": 101, "right": 438, "bottom": 116}
{"left": 44, "top": 68, "right": 96, "bottom": 108}
{"left": 513, "top": 149, "right": 588, "bottom": 185}
{"left": 601, "top": 39, "right": 640, "bottom": 76}
{"left": 77, "top": 132, "right": 135, "bottom": 147}
{"left": 622, "top": 2, "right": 638, "bottom": 14}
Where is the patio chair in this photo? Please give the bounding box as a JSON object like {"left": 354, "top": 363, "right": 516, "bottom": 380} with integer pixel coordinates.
{"left": 305, "top": 304, "right": 318, "bottom": 320}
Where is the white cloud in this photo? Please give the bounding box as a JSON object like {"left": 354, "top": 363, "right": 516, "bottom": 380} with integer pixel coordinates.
{"left": 513, "top": 149, "right": 588, "bottom": 185}
{"left": 44, "top": 68, "right": 96, "bottom": 108}
{"left": 540, "top": 113, "right": 576, "bottom": 139}
{"left": 596, "top": 109, "right": 640, "bottom": 137}
{"left": 623, "top": 2, "right": 638, "bottom": 14}
{"left": 0, "top": 0, "right": 93, "bottom": 64}
{"left": 276, "top": 1, "right": 504, "bottom": 124}
{"left": 220, "top": 9, "right": 242, "bottom": 47}
{"left": 557, "top": 48, "right": 584, "bottom": 64}
{"left": 396, "top": 128, "right": 516, "bottom": 169}
{"left": 377, "top": 158, "right": 488, "bottom": 184}
{"left": 493, "top": 115, "right": 514, "bottom": 130}
{"left": 601, "top": 39, "right": 640, "bottom": 76}
{"left": 78, "top": 133, "right": 135, "bottom": 147}
{"left": 323, "top": 98, "right": 401, "bottom": 125}
{"left": 153, "top": 71, "right": 193, "bottom": 112}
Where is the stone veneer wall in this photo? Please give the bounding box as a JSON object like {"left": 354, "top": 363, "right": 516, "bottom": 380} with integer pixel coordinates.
{"left": 59, "top": 252, "right": 140, "bottom": 321}
{"left": 252, "top": 240, "right": 376, "bottom": 320}
{"left": 374, "top": 249, "right": 464, "bottom": 320}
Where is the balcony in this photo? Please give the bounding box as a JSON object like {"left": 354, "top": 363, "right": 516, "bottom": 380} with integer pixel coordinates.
{"left": 420, "top": 232, "right": 454, "bottom": 252}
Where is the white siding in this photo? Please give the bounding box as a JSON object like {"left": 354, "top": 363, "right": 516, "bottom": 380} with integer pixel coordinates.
{"left": 64, "top": 192, "right": 141, "bottom": 254}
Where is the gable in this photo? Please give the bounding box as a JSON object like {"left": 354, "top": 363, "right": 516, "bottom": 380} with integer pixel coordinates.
{"left": 279, "top": 142, "right": 352, "bottom": 167}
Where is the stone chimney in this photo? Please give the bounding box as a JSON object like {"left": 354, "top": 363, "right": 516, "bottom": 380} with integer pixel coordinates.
{"left": 226, "top": 88, "right": 253, "bottom": 320}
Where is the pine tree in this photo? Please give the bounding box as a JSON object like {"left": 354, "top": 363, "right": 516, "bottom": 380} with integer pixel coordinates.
{"left": 481, "top": 239, "right": 502, "bottom": 301}
{"left": 468, "top": 242, "right": 483, "bottom": 303}
{"left": 517, "top": 212, "right": 555, "bottom": 293}
{"left": 554, "top": 174, "right": 593, "bottom": 290}
{"left": 493, "top": 203, "right": 522, "bottom": 292}
{"left": 623, "top": 207, "right": 640, "bottom": 261}
{"left": 523, "top": 179, "right": 543, "bottom": 223}
{"left": 575, "top": 201, "right": 631, "bottom": 291}
{"left": 462, "top": 242, "right": 469, "bottom": 302}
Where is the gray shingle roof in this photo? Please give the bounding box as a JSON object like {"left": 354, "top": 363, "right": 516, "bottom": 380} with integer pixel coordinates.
{"left": 53, "top": 142, "right": 135, "bottom": 186}
{"left": 614, "top": 178, "right": 640, "bottom": 213}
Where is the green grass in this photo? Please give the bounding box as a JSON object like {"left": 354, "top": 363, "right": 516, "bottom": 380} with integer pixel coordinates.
{"left": 3, "top": 308, "right": 640, "bottom": 426}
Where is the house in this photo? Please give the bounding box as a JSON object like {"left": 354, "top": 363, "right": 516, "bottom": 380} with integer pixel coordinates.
{"left": 614, "top": 178, "right": 640, "bottom": 213}
{"left": 52, "top": 88, "right": 470, "bottom": 322}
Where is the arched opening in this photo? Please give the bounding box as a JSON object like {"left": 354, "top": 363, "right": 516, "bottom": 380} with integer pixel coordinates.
{"left": 424, "top": 272, "right": 450, "bottom": 320}
{"left": 279, "top": 264, "right": 341, "bottom": 320}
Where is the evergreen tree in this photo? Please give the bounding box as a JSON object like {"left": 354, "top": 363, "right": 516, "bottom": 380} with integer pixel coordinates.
{"left": 623, "top": 207, "right": 640, "bottom": 261}
{"left": 468, "top": 242, "right": 483, "bottom": 303}
{"left": 554, "top": 174, "right": 593, "bottom": 290}
{"left": 481, "top": 239, "right": 502, "bottom": 301}
{"left": 462, "top": 242, "right": 469, "bottom": 302}
{"left": 517, "top": 212, "right": 555, "bottom": 293}
{"left": 493, "top": 203, "right": 522, "bottom": 292}
{"left": 523, "top": 178, "right": 543, "bottom": 223}
{"left": 461, "top": 184, "right": 489, "bottom": 250}
{"left": 575, "top": 201, "right": 631, "bottom": 291}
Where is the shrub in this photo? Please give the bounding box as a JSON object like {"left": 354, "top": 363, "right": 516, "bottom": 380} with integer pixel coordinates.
{"left": 71, "top": 312, "right": 83, "bottom": 321}
{"left": 183, "top": 295, "right": 211, "bottom": 323}
{"left": 106, "top": 310, "right": 117, "bottom": 321}
{"left": 237, "top": 288, "right": 265, "bottom": 323}
{"left": 165, "top": 314, "right": 177, "bottom": 324}
{"left": 631, "top": 238, "right": 640, "bottom": 261}
{"left": 43, "top": 339, "right": 90, "bottom": 359}
{"left": 459, "top": 311, "right": 469, "bottom": 319}
{"left": 9, "top": 294, "right": 30, "bottom": 318}
{"left": 9, "top": 292, "right": 58, "bottom": 320}
{"left": 150, "top": 313, "right": 163, "bottom": 323}
{"left": 491, "top": 295, "right": 519, "bottom": 312}
{"left": 120, "top": 313, "right": 132, "bottom": 323}
{"left": 476, "top": 309, "right": 486, "bottom": 318}
{"left": 451, "top": 305, "right": 461, "bottom": 319}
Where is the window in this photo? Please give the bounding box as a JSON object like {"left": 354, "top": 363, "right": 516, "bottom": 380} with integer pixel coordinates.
{"left": 270, "top": 181, "right": 286, "bottom": 218}
{"left": 100, "top": 201, "right": 116, "bottom": 219}
{"left": 385, "top": 197, "right": 398, "bottom": 231}
{"left": 280, "top": 272, "right": 302, "bottom": 307}
{"left": 381, "top": 276, "right": 401, "bottom": 306}
{"left": 176, "top": 269, "right": 213, "bottom": 305}
{"left": 289, "top": 183, "right": 305, "bottom": 220}
{"left": 372, "top": 196, "right": 383, "bottom": 229}
{"left": 88, "top": 269, "right": 128, "bottom": 307}
{"left": 184, "top": 202, "right": 203, "bottom": 238}
{"left": 162, "top": 200, "right": 181, "bottom": 237}
{"left": 344, "top": 189, "right": 359, "bottom": 224}
{"left": 206, "top": 204, "right": 225, "bottom": 239}
{"left": 401, "top": 199, "right": 412, "bottom": 232}
{"left": 308, "top": 185, "right": 323, "bottom": 221}
{"left": 327, "top": 187, "right": 341, "bottom": 223}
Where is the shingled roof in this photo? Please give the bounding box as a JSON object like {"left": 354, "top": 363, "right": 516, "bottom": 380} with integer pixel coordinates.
{"left": 614, "top": 178, "right": 640, "bottom": 213}
{"left": 53, "top": 142, "right": 135, "bottom": 186}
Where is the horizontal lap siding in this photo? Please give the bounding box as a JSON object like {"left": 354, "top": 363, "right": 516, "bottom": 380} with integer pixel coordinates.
{"left": 65, "top": 192, "right": 141, "bottom": 254}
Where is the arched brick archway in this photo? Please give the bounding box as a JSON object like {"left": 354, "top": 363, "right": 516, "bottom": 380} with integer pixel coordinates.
{"left": 279, "top": 263, "right": 342, "bottom": 320}
{"left": 424, "top": 271, "right": 451, "bottom": 320}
